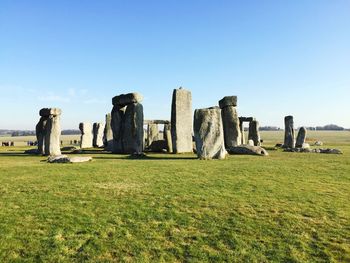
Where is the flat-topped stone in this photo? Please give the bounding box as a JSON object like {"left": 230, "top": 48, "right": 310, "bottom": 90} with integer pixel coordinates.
{"left": 219, "top": 96, "right": 237, "bottom": 109}
{"left": 112, "top": 93, "right": 143, "bottom": 106}
{"left": 39, "top": 108, "right": 62, "bottom": 117}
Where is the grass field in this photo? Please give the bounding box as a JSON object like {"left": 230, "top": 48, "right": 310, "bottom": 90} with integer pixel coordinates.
{"left": 0, "top": 131, "right": 349, "bottom": 262}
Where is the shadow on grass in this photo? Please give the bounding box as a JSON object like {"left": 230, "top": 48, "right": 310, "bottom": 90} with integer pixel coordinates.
{"left": 94, "top": 155, "right": 198, "bottom": 161}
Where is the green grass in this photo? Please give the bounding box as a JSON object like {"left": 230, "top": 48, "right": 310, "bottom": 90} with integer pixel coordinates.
{"left": 0, "top": 132, "right": 349, "bottom": 262}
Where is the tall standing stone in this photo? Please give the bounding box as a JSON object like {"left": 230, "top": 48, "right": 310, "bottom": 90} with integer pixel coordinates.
{"left": 103, "top": 113, "right": 114, "bottom": 151}
{"left": 36, "top": 108, "right": 62, "bottom": 156}
{"left": 248, "top": 120, "right": 261, "bottom": 146}
{"left": 284, "top": 115, "right": 295, "bottom": 148}
{"left": 171, "top": 87, "right": 193, "bottom": 153}
{"left": 93, "top": 122, "right": 105, "bottom": 148}
{"left": 164, "top": 124, "right": 173, "bottom": 153}
{"left": 79, "top": 122, "right": 93, "bottom": 149}
{"left": 296, "top": 127, "right": 307, "bottom": 148}
{"left": 147, "top": 124, "right": 159, "bottom": 147}
{"left": 111, "top": 92, "right": 144, "bottom": 154}
{"left": 194, "top": 107, "right": 227, "bottom": 160}
{"left": 219, "top": 96, "right": 241, "bottom": 148}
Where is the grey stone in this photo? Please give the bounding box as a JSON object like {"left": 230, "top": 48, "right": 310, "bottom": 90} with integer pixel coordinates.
{"left": 218, "top": 96, "right": 237, "bottom": 108}
{"left": 171, "top": 88, "right": 193, "bottom": 153}
{"left": 47, "top": 155, "right": 92, "bottom": 163}
{"left": 69, "top": 156, "right": 93, "bottom": 163}
{"left": 103, "top": 113, "right": 114, "bottom": 151}
{"left": 314, "top": 141, "right": 323, "bottom": 146}
{"left": 39, "top": 108, "right": 61, "bottom": 117}
{"left": 112, "top": 93, "right": 143, "bottom": 107}
{"left": 111, "top": 105, "right": 126, "bottom": 153}
{"left": 220, "top": 104, "right": 241, "bottom": 148}
{"left": 43, "top": 109, "right": 62, "bottom": 156}
{"left": 79, "top": 122, "right": 93, "bottom": 149}
{"left": 248, "top": 139, "right": 254, "bottom": 146}
{"left": 194, "top": 107, "right": 227, "bottom": 160}
{"left": 147, "top": 124, "right": 160, "bottom": 147}
{"left": 93, "top": 122, "right": 105, "bottom": 148}
{"left": 122, "top": 103, "right": 144, "bottom": 154}
{"left": 36, "top": 116, "right": 48, "bottom": 155}
{"left": 227, "top": 145, "right": 269, "bottom": 156}
{"left": 248, "top": 120, "right": 261, "bottom": 146}
{"left": 164, "top": 124, "right": 173, "bottom": 153}
{"left": 296, "top": 127, "right": 307, "bottom": 148}
{"left": 283, "top": 115, "right": 295, "bottom": 148}
{"left": 148, "top": 140, "right": 168, "bottom": 152}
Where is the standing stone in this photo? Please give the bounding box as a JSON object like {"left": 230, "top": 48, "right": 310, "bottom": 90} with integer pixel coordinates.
{"left": 239, "top": 120, "right": 245, "bottom": 145}
{"left": 296, "top": 127, "right": 307, "bottom": 148}
{"left": 171, "top": 87, "right": 193, "bottom": 153}
{"left": 36, "top": 117, "right": 48, "bottom": 155}
{"left": 79, "top": 122, "right": 93, "bottom": 149}
{"left": 111, "top": 105, "right": 126, "bottom": 153}
{"left": 284, "top": 115, "right": 295, "bottom": 148}
{"left": 147, "top": 124, "right": 159, "bottom": 147}
{"left": 248, "top": 120, "right": 261, "bottom": 146}
{"left": 193, "top": 107, "right": 227, "bottom": 160}
{"left": 93, "top": 122, "right": 105, "bottom": 148}
{"left": 122, "top": 103, "right": 144, "bottom": 154}
{"left": 41, "top": 108, "right": 62, "bottom": 156}
{"left": 164, "top": 124, "right": 173, "bottom": 153}
{"left": 219, "top": 96, "right": 241, "bottom": 148}
{"left": 103, "top": 113, "right": 113, "bottom": 150}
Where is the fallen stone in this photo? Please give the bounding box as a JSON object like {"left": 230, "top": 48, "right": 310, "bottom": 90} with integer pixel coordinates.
{"left": 148, "top": 140, "right": 168, "bottom": 152}
{"left": 47, "top": 155, "right": 93, "bottom": 163}
{"left": 314, "top": 141, "right": 323, "bottom": 146}
{"left": 194, "top": 107, "right": 227, "bottom": 160}
{"left": 61, "top": 146, "right": 77, "bottom": 151}
{"left": 24, "top": 149, "right": 39, "bottom": 154}
{"left": 227, "top": 145, "right": 269, "bottom": 156}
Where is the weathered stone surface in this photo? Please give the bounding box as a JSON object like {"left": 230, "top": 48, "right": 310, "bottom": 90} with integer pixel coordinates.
{"left": 227, "top": 145, "right": 269, "bottom": 156}
{"left": 122, "top": 103, "right": 144, "bottom": 154}
{"left": 61, "top": 146, "right": 77, "bottom": 152}
{"left": 36, "top": 116, "right": 48, "bottom": 155}
{"left": 219, "top": 96, "right": 237, "bottom": 108}
{"left": 111, "top": 105, "right": 126, "bottom": 153}
{"left": 112, "top": 93, "right": 143, "bottom": 106}
{"left": 79, "top": 122, "right": 93, "bottom": 149}
{"left": 283, "top": 147, "right": 342, "bottom": 154}
{"left": 194, "top": 107, "right": 227, "bottom": 160}
{"left": 171, "top": 88, "right": 193, "bottom": 153}
{"left": 103, "top": 113, "right": 114, "bottom": 151}
{"left": 148, "top": 140, "right": 167, "bottom": 152}
{"left": 44, "top": 112, "right": 61, "bottom": 156}
{"left": 39, "top": 108, "right": 61, "bottom": 117}
{"left": 283, "top": 115, "right": 295, "bottom": 148}
{"left": 220, "top": 104, "right": 241, "bottom": 148}
{"left": 93, "top": 122, "right": 105, "bottom": 148}
{"left": 47, "top": 155, "right": 92, "bottom": 163}
{"left": 248, "top": 120, "right": 261, "bottom": 146}
{"left": 147, "top": 124, "right": 160, "bottom": 147}
{"left": 164, "top": 124, "right": 173, "bottom": 153}
{"left": 239, "top": 120, "right": 246, "bottom": 145}
{"left": 296, "top": 127, "right": 307, "bottom": 148}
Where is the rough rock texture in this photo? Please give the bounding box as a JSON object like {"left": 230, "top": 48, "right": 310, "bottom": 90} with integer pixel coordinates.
{"left": 40, "top": 108, "right": 61, "bottom": 156}
{"left": 47, "top": 155, "right": 92, "bottom": 163}
{"left": 283, "top": 115, "right": 295, "bottom": 148}
{"left": 148, "top": 140, "right": 168, "bottom": 152}
{"left": 103, "top": 113, "right": 114, "bottom": 151}
{"left": 147, "top": 124, "right": 160, "bottom": 147}
{"left": 248, "top": 120, "right": 261, "bottom": 146}
{"left": 296, "top": 127, "right": 307, "bottom": 148}
{"left": 283, "top": 148, "right": 342, "bottom": 154}
{"left": 220, "top": 102, "right": 241, "bottom": 148}
{"left": 164, "top": 124, "right": 173, "bottom": 153}
{"left": 79, "top": 122, "right": 93, "bottom": 149}
{"left": 122, "top": 103, "right": 144, "bottom": 154}
{"left": 93, "top": 122, "right": 105, "bottom": 148}
{"left": 111, "top": 105, "right": 126, "bottom": 153}
{"left": 218, "top": 96, "right": 237, "bottom": 108}
{"left": 171, "top": 88, "right": 193, "bottom": 153}
{"left": 227, "top": 145, "right": 269, "bottom": 156}
{"left": 239, "top": 120, "right": 246, "bottom": 145}
{"left": 193, "top": 107, "right": 227, "bottom": 160}
{"left": 112, "top": 93, "right": 143, "bottom": 107}
{"left": 36, "top": 116, "right": 48, "bottom": 155}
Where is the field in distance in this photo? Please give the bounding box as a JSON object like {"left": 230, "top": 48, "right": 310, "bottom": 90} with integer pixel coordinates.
{"left": 0, "top": 131, "right": 349, "bottom": 261}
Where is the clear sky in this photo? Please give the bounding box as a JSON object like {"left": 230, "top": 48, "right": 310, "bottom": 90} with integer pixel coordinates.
{"left": 0, "top": 0, "right": 349, "bottom": 130}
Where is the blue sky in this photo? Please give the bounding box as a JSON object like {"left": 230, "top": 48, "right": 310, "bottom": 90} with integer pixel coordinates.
{"left": 0, "top": 0, "right": 349, "bottom": 129}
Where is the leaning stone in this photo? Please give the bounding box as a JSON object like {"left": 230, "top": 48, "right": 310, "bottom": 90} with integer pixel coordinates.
{"left": 79, "top": 122, "right": 93, "bottom": 149}
{"left": 227, "top": 145, "right": 269, "bottom": 156}
{"left": 218, "top": 96, "right": 237, "bottom": 108}
{"left": 194, "top": 107, "right": 227, "bottom": 160}
{"left": 112, "top": 93, "right": 143, "bottom": 106}
{"left": 296, "top": 127, "right": 307, "bottom": 148}
{"left": 171, "top": 87, "right": 193, "bottom": 153}
{"left": 283, "top": 115, "right": 295, "bottom": 148}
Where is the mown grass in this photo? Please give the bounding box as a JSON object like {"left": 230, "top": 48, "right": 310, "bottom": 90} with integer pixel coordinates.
{"left": 0, "top": 132, "right": 349, "bottom": 262}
